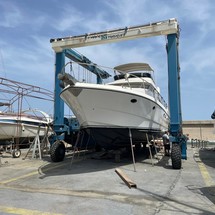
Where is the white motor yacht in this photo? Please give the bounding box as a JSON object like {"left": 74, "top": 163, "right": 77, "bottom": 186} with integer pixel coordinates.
{"left": 60, "top": 63, "right": 169, "bottom": 149}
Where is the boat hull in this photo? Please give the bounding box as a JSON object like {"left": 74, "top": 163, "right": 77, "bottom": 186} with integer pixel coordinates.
{"left": 61, "top": 84, "right": 169, "bottom": 149}
{"left": 84, "top": 127, "right": 162, "bottom": 150}
{"left": 0, "top": 117, "right": 50, "bottom": 142}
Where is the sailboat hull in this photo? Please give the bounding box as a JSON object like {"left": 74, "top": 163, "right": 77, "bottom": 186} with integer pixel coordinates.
{"left": 0, "top": 111, "right": 52, "bottom": 143}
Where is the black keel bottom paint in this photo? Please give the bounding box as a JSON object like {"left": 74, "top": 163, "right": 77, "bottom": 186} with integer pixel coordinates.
{"left": 83, "top": 127, "right": 163, "bottom": 150}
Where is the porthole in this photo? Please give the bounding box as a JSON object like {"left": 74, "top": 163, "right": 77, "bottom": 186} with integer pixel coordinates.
{"left": 131, "top": 99, "right": 137, "bottom": 103}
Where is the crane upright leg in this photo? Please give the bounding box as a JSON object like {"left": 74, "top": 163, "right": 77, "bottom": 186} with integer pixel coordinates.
{"left": 54, "top": 51, "right": 65, "bottom": 127}
{"left": 167, "top": 34, "right": 187, "bottom": 169}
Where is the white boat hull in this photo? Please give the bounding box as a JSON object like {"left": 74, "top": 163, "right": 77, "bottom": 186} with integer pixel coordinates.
{"left": 0, "top": 121, "right": 49, "bottom": 140}
{"left": 61, "top": 83, "right": 169, "bottom": 148}
{"left": 0, "top": 112, "right": 52, "bottom": 143}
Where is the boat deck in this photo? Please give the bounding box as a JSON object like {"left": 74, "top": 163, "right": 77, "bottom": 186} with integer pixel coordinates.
{"left": 0, "top": 144, "right": 214, "bottom": 215}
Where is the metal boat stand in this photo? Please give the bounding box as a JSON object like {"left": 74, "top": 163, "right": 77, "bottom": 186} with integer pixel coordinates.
{"left": 23, "top": 125, "right": 51, "bottom": 160}
{"left": 146, "top": 133, "right": 160, "bottom": 166}
{"left": 70, "top": 130, "right": 85, "bottom": 168}
{"left": 40, "top": 124, "right": 52, "bottom": 155}
{"left": 23, "top": 125, "right": 42, "bottom": 159}
{"left": 128, "top": 128, "right": 136, "bottom": 172}
{"left": 151, "top": 135, "right": 160, "bottom": 160}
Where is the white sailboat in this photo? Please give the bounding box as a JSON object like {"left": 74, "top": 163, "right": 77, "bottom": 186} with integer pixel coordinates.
{"left": 60, "top": 63, "right": 169, "bottom": 149}
{"left": 0, "top": 109, "right": 52, "bottom": 142}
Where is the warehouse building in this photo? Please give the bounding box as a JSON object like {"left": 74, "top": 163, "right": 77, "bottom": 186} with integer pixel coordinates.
{"left": 182, "top": 120, "right": 215, "bottom": 141}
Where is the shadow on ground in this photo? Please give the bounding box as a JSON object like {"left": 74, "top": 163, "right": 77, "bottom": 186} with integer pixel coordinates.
{"left": 200, "top": 186, "right": 215, "bottom": 204}
{"left": 38, "top": 147, "right": 162, "bottom": 178}
{"left": 199, "top": 148, "right": 215, "bottom": 169}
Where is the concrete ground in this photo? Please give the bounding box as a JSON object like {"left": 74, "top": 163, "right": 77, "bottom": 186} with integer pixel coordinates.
{"left": 0, "top": 144, "right": 214, "bottom": 215}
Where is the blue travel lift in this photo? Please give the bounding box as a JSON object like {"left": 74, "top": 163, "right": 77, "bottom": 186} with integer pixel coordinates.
{"left": 50, "top": 19, "right": 187, "bottom": 169}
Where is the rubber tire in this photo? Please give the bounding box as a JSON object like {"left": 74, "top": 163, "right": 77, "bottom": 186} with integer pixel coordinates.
{"left": 171, "top": 143, "right": 182, "bottom": 169}
{"left": 12, "top": 149, "right": 21, "bottom": 158}
{"left": 50, "top": 141, "right": 66, "bottom": 162}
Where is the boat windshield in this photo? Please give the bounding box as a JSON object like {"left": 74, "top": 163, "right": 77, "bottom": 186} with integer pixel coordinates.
{"left": 114, "top": 72, "right": 152, "bottom": 81}
{"left": 111, "top": 82, "right": 152, "bottom": 89}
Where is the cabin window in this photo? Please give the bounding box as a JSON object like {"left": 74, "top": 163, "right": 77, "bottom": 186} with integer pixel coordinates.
{"left": 112, "top": 83, "right": 150, "bottom": 89}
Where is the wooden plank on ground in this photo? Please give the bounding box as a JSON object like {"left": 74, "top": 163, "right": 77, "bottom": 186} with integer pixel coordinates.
{"left": 115, "top": 168, "right": 137, "bottom": 189}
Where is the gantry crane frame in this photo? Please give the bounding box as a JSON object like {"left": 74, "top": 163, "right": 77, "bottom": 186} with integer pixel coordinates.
{"left": 50, "top": 18, "right": 187, "bottom": 169}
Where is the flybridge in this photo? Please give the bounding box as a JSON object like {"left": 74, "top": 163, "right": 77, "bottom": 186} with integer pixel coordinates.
{"left": 50, "top": 18, "right": 178, "bottom": 52}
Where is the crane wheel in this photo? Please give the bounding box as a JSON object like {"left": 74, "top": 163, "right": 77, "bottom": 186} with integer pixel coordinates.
{"left": 171, "top": 143, "right": 181, "bottom": 169}
{"left": 50, "top": 140, "right": 66, "bottom": 162}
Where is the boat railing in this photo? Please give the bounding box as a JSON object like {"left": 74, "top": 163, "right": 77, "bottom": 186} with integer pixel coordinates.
{"left": 22, "top": 109, "right": 53, "bottom": 123}
{"left": 120, "top": 73, "right": 168, "bottom": 109}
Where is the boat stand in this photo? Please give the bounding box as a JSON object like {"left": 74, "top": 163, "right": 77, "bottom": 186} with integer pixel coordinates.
{"left": 40, "top": 124, "right": 52, "bottom": 155}
{"left": 129, "top": 128, "right": 136, "bottom": 172}
{"left": 151, "top": 136, "right": 160, "bottom": 160}
{"left": 23, "top": 126, "right": 42, "bottom": 159}
{"left": 70, "top": 130, "right": 84, "bottom": 168}
{"left": 146, "top": 133, "right": 160, "bottom": 166}
{"left": 23, "top": 125, "right": 50, "bottom": 160}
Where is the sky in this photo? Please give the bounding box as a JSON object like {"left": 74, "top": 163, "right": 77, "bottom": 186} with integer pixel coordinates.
{"left": 0, "top": 0, "right": 215, "bottom": 120}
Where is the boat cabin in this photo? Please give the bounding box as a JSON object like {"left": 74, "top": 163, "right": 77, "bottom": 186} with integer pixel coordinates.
{"left": 109, "top": 63, "right": 156, "bottom": 90}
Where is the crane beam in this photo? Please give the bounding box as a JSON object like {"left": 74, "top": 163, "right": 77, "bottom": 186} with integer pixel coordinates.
{"left": 64, "top": 49, "right": 110, "bottom": 79}
{"left": 51, "top": 18, "right": 178, "bottom": 52}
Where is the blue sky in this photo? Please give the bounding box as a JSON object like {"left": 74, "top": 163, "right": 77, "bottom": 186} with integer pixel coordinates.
{"left": 0, "top": 0, "right": 215, "bottom": 120}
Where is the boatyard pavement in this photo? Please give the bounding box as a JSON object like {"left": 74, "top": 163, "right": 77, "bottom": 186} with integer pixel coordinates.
{"left": 0, "top": 144, "right": 214, "bottom": 215}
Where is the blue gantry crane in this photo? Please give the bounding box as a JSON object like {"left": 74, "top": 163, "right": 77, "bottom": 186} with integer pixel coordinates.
{"left": 50, "top": 18, "right": 187, "bottom": 169}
